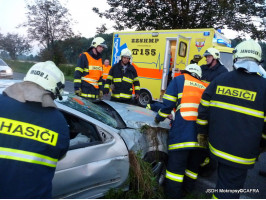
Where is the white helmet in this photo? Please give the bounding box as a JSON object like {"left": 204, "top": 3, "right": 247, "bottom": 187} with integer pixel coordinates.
{"left": 203, "top": 48, "right": 220, "bottom": 59}
{"left": 91, "top": 37, "right": 107, "bottom": 48}
{"left": 24, "top": 61, "right": 65, "bottom": 100}
{"left": 233, "top": 39, "right": 262, "bottom": 62}
{"left": 185, "top": 63, "right": 202, "bottom": 79}
{"left": 120, "top": 48, "right": 132, "bottom": 59}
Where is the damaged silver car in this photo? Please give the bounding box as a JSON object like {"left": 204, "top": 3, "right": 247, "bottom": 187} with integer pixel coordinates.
{"left": 0, "top": 80, "right": 170, "bottom": 199}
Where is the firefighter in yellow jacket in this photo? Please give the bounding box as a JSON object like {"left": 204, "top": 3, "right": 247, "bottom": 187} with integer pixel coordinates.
{"left": 74, "top": 37, "right": 107, "bottom": 100}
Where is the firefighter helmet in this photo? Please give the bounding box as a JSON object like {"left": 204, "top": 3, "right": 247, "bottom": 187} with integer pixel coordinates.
{"left": 203, "top": 48, "right": 220, "bottom": 59}
{"left": 185, "top": 63, "right": 202, "bottom": 79}
{"left": 91, "top": 37, "right": 107, "bottom": 48}
{"left": 24, "top": 61, "right": 65, "bottom": 100}
{"left": 120, "top": 48, "right": 132, "bottom": 59}
{"left": 233, "top": 39, "right": 262, "bottom": 62}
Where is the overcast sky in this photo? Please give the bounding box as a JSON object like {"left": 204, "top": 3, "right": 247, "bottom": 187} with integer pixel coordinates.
{"left": 0, "top": 0, "right": 243, "bottom": 55}
{"left": 0, "top": 0, "right": 115, "bottom": 38}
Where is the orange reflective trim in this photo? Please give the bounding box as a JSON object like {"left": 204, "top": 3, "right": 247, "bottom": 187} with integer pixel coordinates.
{"left": 83, "top": 52, "right": 103, "bottom": 88}
{"left": 180, "top": 74, "right": 208, "bottom": 121}
{"left": 132, "top": 63, "right": 163, "bottom": 80}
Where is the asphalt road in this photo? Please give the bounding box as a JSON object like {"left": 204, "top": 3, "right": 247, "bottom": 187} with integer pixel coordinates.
{"left": 13, "top": 72, "right": 74, "bottom": 93}
{"left": 13, "top": 72, "right": 266, "bottom": 198}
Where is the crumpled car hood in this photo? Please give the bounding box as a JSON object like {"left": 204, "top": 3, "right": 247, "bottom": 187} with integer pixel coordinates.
{"left": 103, "top": 100, "right": 171, "bottom": 130}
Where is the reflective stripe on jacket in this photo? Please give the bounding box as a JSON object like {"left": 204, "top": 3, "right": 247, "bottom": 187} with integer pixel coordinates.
{"left": 82, "top": 52, "right": 103, "bottom": 89}
{"left": 104, "top": 61, "right": 140, "bottom": 100}
{"left": 155, "top": 74, "right": 208, "bottom": 151}
{"left": 0, "top": 94, "right": 69, "bottom": 198}
{"left": 180, "top": 74, "right": 208, "bottom": 121}
{"left": 197, "top": 69, "right": 266, "bottom": 168}
{"left": 102, "top": 65, "right": 112, "bottom": 80}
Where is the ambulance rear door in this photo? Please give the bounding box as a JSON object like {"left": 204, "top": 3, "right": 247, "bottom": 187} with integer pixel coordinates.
{"left": 172, "top": 35, "right": 191, "bottom": 77}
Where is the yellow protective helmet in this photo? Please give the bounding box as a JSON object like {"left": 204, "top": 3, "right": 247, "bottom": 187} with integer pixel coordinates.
{"left": 233, "top": 39, "right": 262, "bottom": 62}
{"left": 24, "top": 61, "right": 65, "bottom": 100}
{"left": 120, "top": 48, "right": 132, "bottom": 59}
{"left": 185, "top": 63, "right": 202, "bottom": 79}
{"left": 91, "top": 37, "right": 107, "bottom": 48}
{"left": 203, "top": 48, "right": 220, "bottom": 59}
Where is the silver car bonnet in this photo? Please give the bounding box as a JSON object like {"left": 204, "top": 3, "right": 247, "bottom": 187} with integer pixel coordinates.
{"left": 103, "top": 100, "right": 171, "bottom": 129}
{"left": 103, "top": 100, "right": 170, "bottom": 155}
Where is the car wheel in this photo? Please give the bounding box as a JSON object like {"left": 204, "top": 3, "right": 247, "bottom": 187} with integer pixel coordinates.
{"left": 138, "top": 89, "right": 152, "bottom": 107}
{"left": 144, "top": 151, "right": 168, "bottom": 186}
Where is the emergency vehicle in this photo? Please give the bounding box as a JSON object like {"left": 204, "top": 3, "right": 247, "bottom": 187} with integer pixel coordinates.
{"left": 111, "top": 28, "right": 234, "bottom": 107}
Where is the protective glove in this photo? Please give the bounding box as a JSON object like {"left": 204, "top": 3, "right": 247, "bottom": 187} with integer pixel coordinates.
{"left": 75, "top": 88, "right": 82, "bottom": 96}
{"left": 192, "top": 54, "right": 202, "bottom": 63}
{"left": 103, "top": 88, "right": 109, "bottom": 95}
{"left": 154, "top": 117, "right": 160, "bottom": 124}
{"left": 110, "top": 84, "right": 115, "bottom": 91}
{"left": 197, "top": 133, "right": 208, "bottom": 148}
{"left": 99, "top": 90, "right": 103, "bottom": 100}
{"left": 146, "top": 104, "right": 151, "bottom": 110}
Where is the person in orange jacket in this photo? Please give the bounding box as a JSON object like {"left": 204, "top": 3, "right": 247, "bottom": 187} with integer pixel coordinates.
{"left": 101, "top": 59, "right": 112, "bottom": 86}
{"left": 74, "top": 37, "right": 107, "bottom": 100}
{"left": 154, "top": 64, "right": 209, "bottom": 198}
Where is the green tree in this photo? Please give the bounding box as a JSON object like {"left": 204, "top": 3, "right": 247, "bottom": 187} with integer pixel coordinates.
{"left": 22, "top": 0, "right": 75, "bottom": 64}
{"left": 95, "top": 33, "right": 113, "bottom": 62}
{"left": 57, "top": 36, "right": 90, "bottom": 64}
{"left": 93, "top": 0, "right": 266, "bottom": 40}
{"left": 0, "top": 33, "right": 31, "bottom": 60}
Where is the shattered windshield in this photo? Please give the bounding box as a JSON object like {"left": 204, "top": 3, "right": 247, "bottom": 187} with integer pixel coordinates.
{"left": 57, "top": 94, "right": 118, "bottom": 129}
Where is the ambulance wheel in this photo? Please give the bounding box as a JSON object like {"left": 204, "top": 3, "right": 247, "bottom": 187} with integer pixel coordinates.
{"left": 138, "top": 89, "right": 151, "bottom": 107}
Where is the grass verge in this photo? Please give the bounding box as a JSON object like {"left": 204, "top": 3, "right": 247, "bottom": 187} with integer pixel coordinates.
{"left": 4, "top": 59, "right": 75, "bottom": 81}
{"left": 104, "top": 151, "right": 165, "bottom": 199}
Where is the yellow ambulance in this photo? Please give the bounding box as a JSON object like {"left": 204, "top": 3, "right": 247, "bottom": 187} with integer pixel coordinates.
{"left": 111, "top": 28, "right": 234, "bottom": 107}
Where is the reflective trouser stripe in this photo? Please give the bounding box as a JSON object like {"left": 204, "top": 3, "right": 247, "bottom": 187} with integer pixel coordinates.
{"left": 81, "top": 93, "right": 98, "bottom": 98}
{"left": 74, "top": 79, "right": 81, "bottom": 83}
{"left": 210, "top": 100, "right": 264, "bottom": 119}
{"left": 168, "top": 142, "right": 205, "bottom": 150}
{"left": 165, "top": 170, "right": 184, "bottom": 182}
{"left": 134, "top": 86, "right": 140, "bottom": 90}
{"left": 262, "top": 134, "right": 266, "bottom": 139}
{"left": 212, "top": 194, "right": 218, "bottom": 199}
{"left": 185, "top": 169, "right": 198, "bottom": 179}
{"left": 209, "top": 143, "right": 256, "bottom": 165}
{"left": 111, "top": 93, "right": 132, "bottom": 99}
{"left": 0, "top": 147, "right": 57, "bottom": 168}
